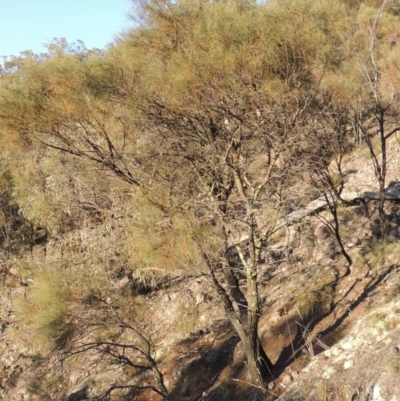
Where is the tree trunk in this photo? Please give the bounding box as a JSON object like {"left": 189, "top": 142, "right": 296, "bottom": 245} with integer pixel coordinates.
{"left": 229, "top": 313, "right": 273, "bottom": 389}
{"left": 200, "top": 245, "right": 273, "bottom": 388}
{"left": 329, "top": 200, "right": 353, "bottom": 274}
{"left": 243, "top": 267, "right": 273, "bottom": 387}
{"left": 378, "top": 112, "right": 387, "bottom": 237}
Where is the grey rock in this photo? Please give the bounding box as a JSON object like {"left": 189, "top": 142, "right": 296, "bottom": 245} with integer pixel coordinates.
{"left": 281, "top": 374, "right": 292, "bottom": 386}
{"left": 67, "top": 387, "right": 88, "bottom": 401}
{"left": 386, "top": 181, "right": 400, "bottom": 195}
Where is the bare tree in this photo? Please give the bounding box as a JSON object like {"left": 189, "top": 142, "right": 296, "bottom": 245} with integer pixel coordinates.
{"left": 303, "top": 111, "right": 354, "bottom": 274}
{"left": 352, "top": 0, "right": 400, "bottom": 237}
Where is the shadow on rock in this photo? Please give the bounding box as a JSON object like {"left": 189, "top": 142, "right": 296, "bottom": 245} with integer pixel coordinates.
{"left": 167, "top": 335, "right": 239, "bottom": 401}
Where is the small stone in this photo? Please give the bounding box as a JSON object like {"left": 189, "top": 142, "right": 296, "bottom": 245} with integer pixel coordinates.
{"left": 270, "top": 312, "right": 281, "bottom": 323}
{"left": 195, "top": 292, "right": 207, "bottom": 305}
{"left": 9, "top": 352, "right": 20, "bottom": 361}
{"left": 69, "top": 373, "right": 80, "bottom": 385}
{"left": 281, "top": 374, "right": 292, "bottom": 386}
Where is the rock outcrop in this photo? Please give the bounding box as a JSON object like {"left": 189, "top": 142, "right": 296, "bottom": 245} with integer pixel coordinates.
{"left": 279, "top": 298, "right": 400, "bottom": 401}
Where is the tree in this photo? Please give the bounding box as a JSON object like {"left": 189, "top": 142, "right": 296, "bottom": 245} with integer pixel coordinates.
{"left": 350, "top": 0, "right": 400, "bottom": 237}
{"left": 121, "top": 1, "right": 349, "bottom": 385}
{"left": 303, "top": 110, "right": 354, "bottom": 274}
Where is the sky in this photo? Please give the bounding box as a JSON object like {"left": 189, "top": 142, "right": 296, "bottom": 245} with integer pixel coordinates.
{"left": 0, "top": 0, "right": 134, "bottom": 58}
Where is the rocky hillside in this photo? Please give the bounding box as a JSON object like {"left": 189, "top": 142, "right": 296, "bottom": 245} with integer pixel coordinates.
{"left": 1, "top": 0, "right": 400, "bottom": 399}
{"left": 1, "top": 139, "right": 400, "bottom": 401}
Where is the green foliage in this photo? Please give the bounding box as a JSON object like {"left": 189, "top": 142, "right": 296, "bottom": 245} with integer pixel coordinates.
{"left": 364, "top": 238, "right": 400, "bottom": 266}
{"left": 15, "top": 267, "right": 70, "bottom": 346}
{"left": 125, "top": 0, "right": 350, "bottom": 106}
{"left": 295, "top": 275, "right": 334, "bottom": 321}
{"left": 295, "top": 288, "right": 326, "bottom": 321}
{"left": 14, "top": 252, "right": 114, "bottom": 347}
{"left": 126, "top": 197, "right": 201, "bottom": 271}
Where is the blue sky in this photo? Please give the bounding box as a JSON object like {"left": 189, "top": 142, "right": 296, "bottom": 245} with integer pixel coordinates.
{"left": 0, "top": 0, "right": 133, "bottom": 58}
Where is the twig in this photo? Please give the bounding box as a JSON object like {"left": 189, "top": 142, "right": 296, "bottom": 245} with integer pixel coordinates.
{"left": 285, "top": 307, "right": 296, "bottom": 362}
